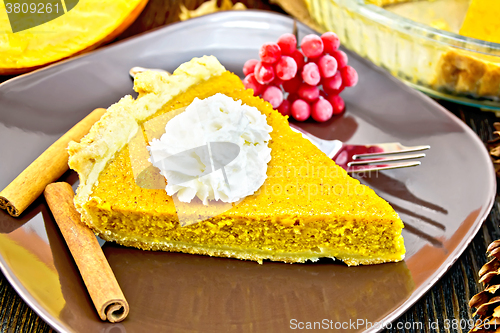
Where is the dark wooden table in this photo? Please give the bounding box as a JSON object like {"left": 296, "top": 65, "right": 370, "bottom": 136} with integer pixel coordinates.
{"left": 1, "top": 1, "right": 498, "bottom": 332}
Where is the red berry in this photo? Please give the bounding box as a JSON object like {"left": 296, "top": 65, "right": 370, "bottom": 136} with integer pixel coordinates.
{"left": 327, "top": 95, "right": 346, "bottom": 114}
{"left": 275, "top": 56, "right": 298, "bottom": 81}
{"left": 301, "top": 34, "right": 324, "bottom": 58}
{"left": 278, "top": 99, "right": 291, "bottom": 116}
{"left": 262, "top": 85, "right": 283, "bottom": 109}
{"left": 254, "top": 61, "right": 275, "bottom": 85}
{"left": 307, "top": 56, "right": 321, "bottom": 64}
{"left": 332, "top": 50, "right": 348, "bottom": 68}
{"left": 311, "top": 98, "right": 333, "bottom": 122}
{"left": 322, "top": 72, "right": 342, "bottom": 91}
{"left": 323, "top": 84, "right": 345, "bottom": 96}
{"left": 341, "top": 66, "right": 358, "bottom": 87}
{"left": 282, "top": 76, "right": 302, "bottom": 94}
{"left": 298, "top": 83, "right": 320, "bottom": 102}
{"left": 277, "top": 33, "right": 297, "bottom": 55}
{"left": 273, "top": 77, "right": 284, "bottom": 87}
{"left": 302, "top": 62, "right": 321, "bottom": 86}
{"left": 318, "top": 55, "right": 338, "bottom": 78}
{"left": 291, "top": 99, "right": 311, "bottom": 121}
{"left": 242, "top": 73, "right": 264, "bottom": 96}
{"left": 259, "top": 43, "right": 281, "bottom": 64}
{"left": 290, "top": 49, "right": 305, "bottom": 70}
{"left": 321, "top": 32, "right": 340, "bottom": 54}
{"left": 287, "top": 93, "right": 300, "bottom": 103}
{"left": 243, "top": 59, "right": 259, "bottom": 77}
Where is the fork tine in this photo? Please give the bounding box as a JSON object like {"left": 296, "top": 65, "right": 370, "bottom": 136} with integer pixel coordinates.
{"left": 289, "top": 124, "right": 429, "bottom": 173}
{"left": 348, "top": 153, "right": 426, "bottom": 166}
{"left": 347, "top": 161, "right": 421, "bottom": 173}
{"left": 353, "top": 144, "right": 430, "bottom": 160}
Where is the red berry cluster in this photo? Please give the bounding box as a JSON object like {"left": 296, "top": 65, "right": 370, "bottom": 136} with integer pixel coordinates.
{"left": 242, "top": 32, "right": 358, "bottom": 122}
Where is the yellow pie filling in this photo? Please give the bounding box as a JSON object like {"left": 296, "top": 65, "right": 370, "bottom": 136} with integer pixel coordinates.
{"left": 70, "top": 57, "right": 405, "bottom": 266}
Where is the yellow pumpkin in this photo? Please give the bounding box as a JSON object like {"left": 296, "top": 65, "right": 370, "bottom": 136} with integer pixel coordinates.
{"left": 0, "top": 0, "right": 148, "bottom": 75}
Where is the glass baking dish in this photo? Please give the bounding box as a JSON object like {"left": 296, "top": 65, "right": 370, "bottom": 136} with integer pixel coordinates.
{"left": 304, "top": 0, "right": 500, "bottom": 110}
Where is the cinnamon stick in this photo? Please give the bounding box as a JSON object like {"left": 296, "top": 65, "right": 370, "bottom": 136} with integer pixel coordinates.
{"left": 0, "top": 108, "right": 106, "bottom": 217}
{"left": 44, "top": 182, "right": 129, "bottom": 323}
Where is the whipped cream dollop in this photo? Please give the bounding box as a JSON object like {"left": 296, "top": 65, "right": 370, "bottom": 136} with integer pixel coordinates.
{"left": 148, "top": 93, "right": 272, "bottom": 205}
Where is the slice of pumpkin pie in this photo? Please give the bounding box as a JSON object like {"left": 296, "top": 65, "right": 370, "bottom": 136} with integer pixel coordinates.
{"left": 68, "top": 56, "right": 405, "bottom": 266}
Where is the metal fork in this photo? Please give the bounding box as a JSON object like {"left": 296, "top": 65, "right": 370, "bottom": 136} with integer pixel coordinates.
{"left": 289, "top": 124, "right": 430, "bottom": 173}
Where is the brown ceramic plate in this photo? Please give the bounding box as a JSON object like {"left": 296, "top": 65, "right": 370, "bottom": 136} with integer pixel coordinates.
{"left": 0, "top": 11, "right": 495, "bottom": 333}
